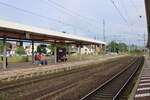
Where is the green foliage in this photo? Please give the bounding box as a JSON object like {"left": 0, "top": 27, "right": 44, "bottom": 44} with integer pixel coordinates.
{"left": 37, "top": 44, "right": 47, "bottom": 54}
{"left": 118, "top": 43, "right": 128, "bottom": 52}
{"left": 47, "top": 44, "right": 70, "bottom": 54}
{"left": 0, "top": 45, "right": 3, "bottom": 53}
{"left": 107, "top": 41, "right": 119, "bottom": 52}
{"left": 129, "top": 49, "right": 144, "bottom": 55}
{"left": 107, "top": 41, "right": 128, "bottom": 53}
{"left": 0, "top": 42, "right": 12, "bottom": 54}
{"left": 47, "top": 44, "right": 55, "bottom": 53}
{"left": 16, "top": 46, "right": 26, "bottom": 55}
{"left": 10, "top": 56, "right": 29, "bottom": 62}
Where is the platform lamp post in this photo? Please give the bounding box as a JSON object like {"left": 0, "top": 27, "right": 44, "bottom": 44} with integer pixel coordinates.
{"left": 79, "top": 45, "right": 81, "bottom": 60}
{"left": 2, "top": 36, "right": 7, "bottom": 69}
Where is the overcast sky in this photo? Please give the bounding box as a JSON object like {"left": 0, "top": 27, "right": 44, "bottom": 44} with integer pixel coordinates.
{"left": 0, "top": 0, "right": 147, "bottom": 46}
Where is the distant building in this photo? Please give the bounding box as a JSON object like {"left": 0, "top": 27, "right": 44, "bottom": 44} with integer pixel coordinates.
{"left": 25, "top": 46, "right": 37, "bottom": 56}
{"left": 10, "top": 44, "right": 17, "bottom": 56}
{"left": 25, "top": 45, "right": 51, "bottom": 55}
{"left": 70, "top": 44, "right": 102, "bottom": 55}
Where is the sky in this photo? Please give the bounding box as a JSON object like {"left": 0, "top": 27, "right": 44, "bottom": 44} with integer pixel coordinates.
{"left": 0, "top": 0, "right": 147, "bottom": 46}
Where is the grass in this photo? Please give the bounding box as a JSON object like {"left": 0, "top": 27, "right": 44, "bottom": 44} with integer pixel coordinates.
{"left": 0, "top": 54, "right": 106, "bottom": 64}
{"left": 0, "top": 56, "right": 52, "bottom": 63}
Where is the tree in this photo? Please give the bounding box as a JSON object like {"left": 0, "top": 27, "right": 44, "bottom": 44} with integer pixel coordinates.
{"left": 118, "top": 43, "right": 128, "bottom": 52}
{"left": 0, "top": 41, "right": 12, "bottom": 54}
{"left": 16, "top": 46, "right": 26, "bottom": 55}
{"left": 37, "top": 44, "right": 47, "bottom": 54}
{"left": 107, "top": 41, "right": 129, "bottom": 53}
{"left": 107, "top": 41, "right": 119, "bottom": 53}
{"left": 0, "top": 45, "right": 3, "bottom": 53}
{"left": 47, "top": 44, "right": 70, "bottom": 55}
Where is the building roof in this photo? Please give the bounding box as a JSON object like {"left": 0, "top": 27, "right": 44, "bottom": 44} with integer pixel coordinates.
{"left": 0, "top": 19, "right": 106, "bottom": 45}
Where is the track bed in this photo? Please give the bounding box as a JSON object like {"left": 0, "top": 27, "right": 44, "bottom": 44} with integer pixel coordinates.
{"left": 0, "top": 56, "right": 136, "bottom": 100}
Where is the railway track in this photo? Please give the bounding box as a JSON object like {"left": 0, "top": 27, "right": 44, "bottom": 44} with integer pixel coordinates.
{"left": 31, "top": 57, "right": 136, "bottom": 100}
{"left": 80, "top": 56, "right": 144, "bottom": 100}
{"left": 0, "top": 56, "right": 136, "bottom": 100}
{"left": 0, "top": 57, "right": 131, "bottom": 93}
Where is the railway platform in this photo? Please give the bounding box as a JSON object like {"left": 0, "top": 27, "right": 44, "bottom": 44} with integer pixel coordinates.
{"left": 0, "top": 55, "right": 125, "bottom": 81}
{"left": 134, "top": 57, "right": 150, "bottom": 100}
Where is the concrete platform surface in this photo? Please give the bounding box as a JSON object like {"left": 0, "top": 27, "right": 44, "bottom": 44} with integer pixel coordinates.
{"left": 134, "top": 57, "right": 150, "bottom": 100}
{"left": 0, "top": 55, "right": 125, "bottom": 80}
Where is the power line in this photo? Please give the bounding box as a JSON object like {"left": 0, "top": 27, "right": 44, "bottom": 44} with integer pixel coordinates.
{"left": 109, "top": 0, "right": 129, "bottom": 24}
{"left": 103, "top": 19, "right": 106, "bottom": 42}
{"left": 129, "top": 0, "right": 138, "bottom": 11}
{"left": 42, "top": 0, "right": 97, "bottom": 31}
{"left": 46, "top": 0, "right": 101, "bottom": 28}
{"left": 0, "top": 1, "right": 93, "bottom": 34}
{"left": 0, "top": 1, "right": 62, "bottom": 24}
{"left": 42, "top": 0, "right": 99, "bottom": 35}
{"left": 109, "top": 0, "right": 136, "bottom": 44}
{"left": 45, "top": 0, "right": 98, "bottom": 25}
{"left": 118, "top": 0, "right": 130, "bottom": 19}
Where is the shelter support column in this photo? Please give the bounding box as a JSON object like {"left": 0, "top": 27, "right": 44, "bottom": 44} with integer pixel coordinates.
{"left": 95, "top": 45, "right": 97, "bottom": 55}
{"left": 68, "top": 45, "right": 71, "bottom": 56}
{"left": 3, "top": 37, "right": 7, "bottom": 69}
{"left": 54, "top": 45, "right": 57, "bottom": 63}
{"left": 31, "top": 40, "right": 34, "bottom": 64}
{"left": 103, "top": 44, "right": 106, "bottom": 53}
{"left": 79, "top": 45, "right": 82, "bottom": 60}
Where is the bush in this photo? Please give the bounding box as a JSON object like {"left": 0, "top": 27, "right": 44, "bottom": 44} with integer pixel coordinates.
{"left": 16, "top": 47, "right": 26, "bottom": 55}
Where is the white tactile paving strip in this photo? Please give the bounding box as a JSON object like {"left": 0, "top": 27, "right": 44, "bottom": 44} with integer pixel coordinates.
{"left": 139, "top": 83, "right": 150, "bottom": 86}
{"left": 137, "top": 87, "right": 150, "bottom": 91}
{"left": 141, "top": 79, "right": 150, "bottom": 82}
{"left": 135, "top": 93, "right": 150, "bottom": 98}
{"left": 135, "top": 57, "right": 150, "bottom": 100}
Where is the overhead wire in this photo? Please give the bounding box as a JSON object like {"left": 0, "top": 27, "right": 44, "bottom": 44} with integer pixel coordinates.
{"left": 0, "top": 1, "right": 94, "bottom": 34}
{"left": 41, "top": 0, "right": 96, "bottom": 33}
{"left": 109, "top": 0, "right": 139, "bottom": 45}
{"left": 109, "top": 0, "right": 129, "bottom": 24}
{"left": 46, "top": 0, "right": 98, "bottom": 23}
{"left": 43, "top": 0, "right": 98, "bottom": 33}
{"left": 44, "top": 0, "right": 103, "bottom": 39}
{"left": 129, "top": 0, "right": 138, "bottom": 11}
{"left": 0, "top": 1, "right": 62, "bottom": 23}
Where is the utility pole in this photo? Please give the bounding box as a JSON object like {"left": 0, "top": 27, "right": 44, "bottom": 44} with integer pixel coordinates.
{"left": 103, "top": 19, "right": 106, "bottom": 42}
{"left": 103, "top": 19, "right": 106, "bottom": 53}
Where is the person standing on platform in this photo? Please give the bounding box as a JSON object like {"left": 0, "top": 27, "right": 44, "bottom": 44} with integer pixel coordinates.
{"left": 34, "top": 53, "right": 38, "bottom": 64}
{"left": 37, "top": 53, "right": 42, "bottom": 66}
